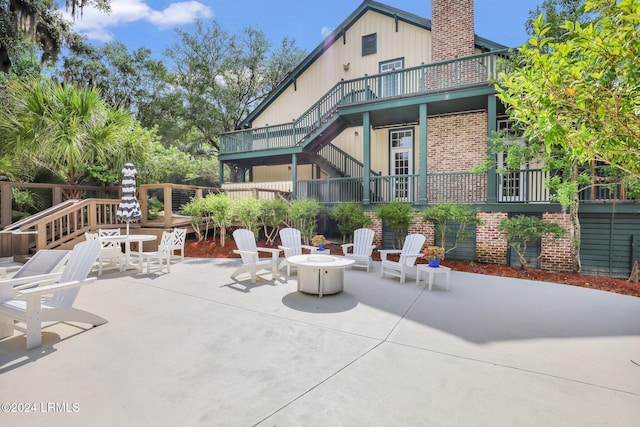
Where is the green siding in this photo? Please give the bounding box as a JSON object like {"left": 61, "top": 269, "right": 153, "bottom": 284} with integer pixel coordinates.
{"left": 580, "top": 213, "right": 640, "bottom": 278}
{"left": 435, "top": 222, "right": 476, "bottom": 261}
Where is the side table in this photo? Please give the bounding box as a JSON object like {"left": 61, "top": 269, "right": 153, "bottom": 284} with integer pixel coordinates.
{"left": 416, "top": 265, "right": 451, "bottom": 291}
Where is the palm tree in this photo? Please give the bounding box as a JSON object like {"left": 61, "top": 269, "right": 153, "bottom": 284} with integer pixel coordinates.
{"left": 0, "top": 76, "right": 146, "bottom": 198}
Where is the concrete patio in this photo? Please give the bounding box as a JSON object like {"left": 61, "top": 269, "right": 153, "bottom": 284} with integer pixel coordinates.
{"left": 1, "top": 257, "right": 639, "bottom": 426}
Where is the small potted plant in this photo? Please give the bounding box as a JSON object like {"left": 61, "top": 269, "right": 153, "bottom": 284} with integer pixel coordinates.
{"left": 424, "top": 246, "right": 445, "bottom": 268}
{"left": 311, "top": 234, "right": 326, "bottom": 251}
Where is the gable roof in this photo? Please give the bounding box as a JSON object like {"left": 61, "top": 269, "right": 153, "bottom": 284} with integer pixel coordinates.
{"left": 240, "top": 0, "right": 509, "bottom": 128}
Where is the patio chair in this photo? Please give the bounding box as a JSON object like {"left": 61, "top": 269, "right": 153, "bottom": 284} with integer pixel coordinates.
{"left": 0, "top": 249, "right": 70, "bottom": 282}
{"left": 278, "top": 228, "right": 317, "bottom": 275}
{"left": 86, "top": 231, "right": 125, "bottom": 275}
{"left": 231, "top": 229, "right": 281, "bottom": 284}
{"left": 0, "top": 240, "right": 105, "bottom": 350}
{"left": 165, "top": 228, "right": 187, "bottom": 262}
{"left": 137, "top": 231, "right": 172, "bottom": 274}
{"left": 379, "top": 234, "right": 426, "bottom": 284}
{"left": 341, "top": 228, "right": 376, "bottom": 272}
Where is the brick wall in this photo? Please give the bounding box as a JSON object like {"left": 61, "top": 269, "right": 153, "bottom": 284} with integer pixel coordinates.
{"left": 428, "top": 112, "right": 487, "bottom": 173}
{"left": 427, "top": 112, "right": 488, "bottom": 201}
{"left": 476, "top": 212, "right": 508, "bottom": 264}
{"left": 541, "top": 212, "right": 574, "bottom": 272}
{"left": 431, "top": 0, "right": 475, "bottom": 62}
{"left": 366, "top": 212, "right": 383, "bottom": 248}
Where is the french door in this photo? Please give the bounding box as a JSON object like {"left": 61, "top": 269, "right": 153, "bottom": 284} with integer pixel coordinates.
{"left": 390, "top": 129, "right": 413, "bottom": 201}
{"left": 380, "top": 59, "right": 403, "bottom": 98}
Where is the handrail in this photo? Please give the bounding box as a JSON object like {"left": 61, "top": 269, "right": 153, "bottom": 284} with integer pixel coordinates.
{"left": 5, "top": 198, "right": 122, "bottom": 252}
{"left": 220, "top": 49, "right": 510, "bottom": 154}
{"left": 314, "top": 143, "right": 381, "bottom": 177}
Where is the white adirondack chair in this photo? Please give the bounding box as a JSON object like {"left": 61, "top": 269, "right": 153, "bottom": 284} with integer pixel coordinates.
{"left": 278, "top": 228, "right": 317, "bottom": 275}
{"left": 231, "top": 229, "right": 281, "bottom": 284}
{"left": 0, "top": 240, "right": 106, "bottom": 350}
{"left": 137, "top": 231, "right": 172, "bottom": 273}
{"left": 341, "top": 228, "right": 376, "bottom": 272}
{"left": 85, "top": 231, "right": 125, "bottom": 275}
{"left": 379, "top": 234, "right": 426, "bottom": 284}
{"left": 166, "top": 228, "right": 187, "bottom": 261}
{"left": 0, "top": 249, "right": 69, "bottom": 281}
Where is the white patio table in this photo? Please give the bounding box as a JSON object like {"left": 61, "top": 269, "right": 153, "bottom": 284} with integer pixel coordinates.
{"left": 100, "top": 234, "right": 157, "bottom": 272}
{"left": 286, "top": 254, "right": 355, "bottom": 297}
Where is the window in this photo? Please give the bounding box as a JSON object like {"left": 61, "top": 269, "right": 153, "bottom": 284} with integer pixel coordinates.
{"left": 497, "top": 119, "right": 526, "bottom": 201}
{"left": 380, "top": 58, "right": 404, "bottom": 97}
{"left": 362, "top": 33, "right": 377, "bottom": 56}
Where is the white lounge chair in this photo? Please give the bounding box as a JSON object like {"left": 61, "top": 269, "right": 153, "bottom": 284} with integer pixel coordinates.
{"left": 85, "top": 231, "right": 125, "bottom": 275}
{"left": 0, "top": 240, "right": 105, "bottom": 350}
{"left": 278, "top": 228, "right": 317, "bottom": 275}
{"left": 137, "top": 231, "right": 172, "bottom": 274}
{"left": 0, "top": 249, "right": 70, "bottom": 281}
{"left": 231, "top": 229, "right": 281, "bottom": 284}
{"left": 379, "top": 234, "right": 426, "bottom": 284}
{"left": 341, "top": 228, "right": 376, "bottom": 272}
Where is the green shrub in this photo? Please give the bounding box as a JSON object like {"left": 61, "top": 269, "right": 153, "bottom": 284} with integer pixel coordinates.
{"left": 375, "top": 201, "right": 413, "bottom": 248}
{"left": 331, "top": 203, "right": 371, "bottom": 243}
{"left": 181, "top": 197, "right": 207, "bottom": 241}
{"left": 233, "top": 197, "right": 263, "bottom": 239}
{"left": 289, "top": 198, "right": 321, "bottom": 244}
{"left": 204, "top": 193, "right": 233, "bottom": 246}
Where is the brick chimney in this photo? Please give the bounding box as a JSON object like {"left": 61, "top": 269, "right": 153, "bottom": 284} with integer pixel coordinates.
{"left": 431, "top": 0, "right": 475, "bottom": 62}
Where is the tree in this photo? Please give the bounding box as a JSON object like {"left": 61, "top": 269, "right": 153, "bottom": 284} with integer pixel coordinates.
{"left": 57, "top": 40, "right": 168, "bottom": 114}
{"left": 494, "top": 0, "right": 640, "bottom": 271}
{"left": 260, "top": 198, "right": 289, "bottom": 246}
{"left": 0, "top": 0, "right": 110, "bottom": 73}
{"left": 421, "top": 202, "right": 482, "bottom": 256}
{"left": 499, "top": 215, "right": 565, "bottom": 270}
{"left": 0, "top": 76, "right": 152, "bottom": 196}
{"left": 163, "top": 19, "right": 305, "bottom": 180}
{"left": 207, "top": 193, "right": 233, "bottom": 247}
{"left": 525, "top": 0, "right": 595, "bottom": 41}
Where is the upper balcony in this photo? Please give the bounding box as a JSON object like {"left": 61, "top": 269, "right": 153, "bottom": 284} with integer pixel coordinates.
{"left": 219, "top": 50, "right": 511, "bottom": 156}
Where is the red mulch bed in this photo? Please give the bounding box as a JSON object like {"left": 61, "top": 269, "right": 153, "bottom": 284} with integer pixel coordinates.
{"left": 184, "top": 238, "right": 640, "bottom": 298}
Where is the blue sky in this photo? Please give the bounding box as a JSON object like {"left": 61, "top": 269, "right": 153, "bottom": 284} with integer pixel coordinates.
{"left": 60, "top": 0, "right": 541, "bottom": 58}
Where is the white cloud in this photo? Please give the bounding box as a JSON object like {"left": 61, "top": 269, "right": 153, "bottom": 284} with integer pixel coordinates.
{"left": 320, "top": 26, "right": 333, "bottom": 38}
{"left": 63, "top": 0, "right": 213, "bottom": 42}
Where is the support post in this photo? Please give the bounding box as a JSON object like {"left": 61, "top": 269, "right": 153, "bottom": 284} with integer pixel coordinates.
{"left": 487, "top": 94, "right": 497, "bottom": 203}
{"left": 419, "top": 103, "right": 428, "bottom": 205}
{"left": 363, "top": 112, "right": 371, "bottom": 205}
{"left": 292, "top": 153, "right": 298, "bottom": 200}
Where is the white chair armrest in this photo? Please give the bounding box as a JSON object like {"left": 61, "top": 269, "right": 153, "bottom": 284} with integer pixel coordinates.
{"left": 16, "top": 277, "right": 97, "bottom": 298}
{"left": 278, "top": 246, "right": 293, "bottom": 258}
{"left": 300, "top": 245, "right": 316, "bottom": 253}
{"left": 379, "top": 249, "right": 401, "bottom": 261}
{"left": 341, "top": 243, "right": 354, "bottom": 254}
{"left": 0, "top": 272, "right": 63, "bottom": 288}
{"left": 257, "top": 247, "right": 281, "bottom": 260}
{"left": 233, "top": 249, "right": 259, "bottom": 262}
{"left": 256, "top": 247, "right": 281, "bottom": 254}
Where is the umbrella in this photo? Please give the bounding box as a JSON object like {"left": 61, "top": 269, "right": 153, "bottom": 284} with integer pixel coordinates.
{"left": 116, "top": 163, "right": 142, "bottom": 235}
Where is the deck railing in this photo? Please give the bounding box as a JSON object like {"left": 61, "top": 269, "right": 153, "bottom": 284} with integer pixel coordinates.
{"left": 294, "top": 169, "right": 635, "bottom": 205}
{"left": 220, "top": 49, "right": 510, "bottom": 155}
